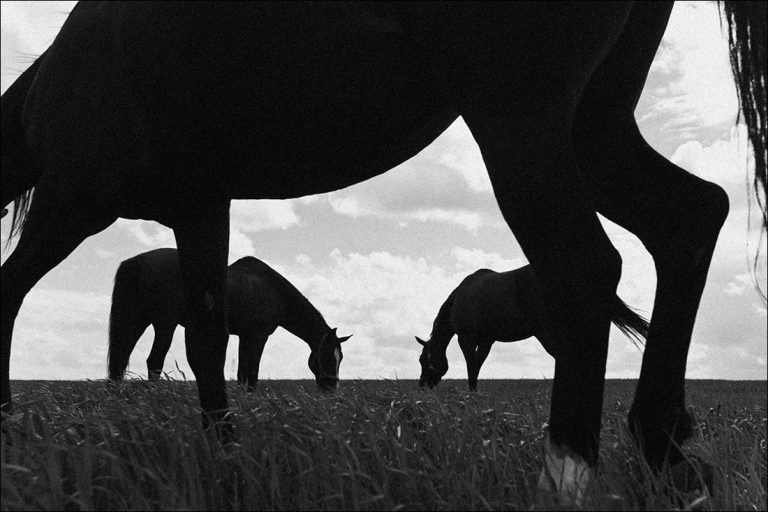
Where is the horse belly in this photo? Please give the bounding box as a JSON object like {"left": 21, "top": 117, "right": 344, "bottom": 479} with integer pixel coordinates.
{"left": 115, "top": 2, "right": 457, "bottom": 200}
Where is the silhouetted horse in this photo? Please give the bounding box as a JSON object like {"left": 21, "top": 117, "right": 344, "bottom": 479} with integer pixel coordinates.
{"left": 416, "top": 265, "right": 648, "bottom": 391}
{"left": 2, "top": 2, "right": 765, "bottom": 504}
{"left": 107, "top": 248, "right": 350, "bottom": 390}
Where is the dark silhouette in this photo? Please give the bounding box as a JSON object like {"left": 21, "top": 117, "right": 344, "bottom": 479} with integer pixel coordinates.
{"left": 416, "top": 265, "right": 648, "bottom": 391}
{"left": 107, "top": 248, "right": 350, "bottom": 391}
{"left": 2, "top": 2, "right": 764, "bottom": 503}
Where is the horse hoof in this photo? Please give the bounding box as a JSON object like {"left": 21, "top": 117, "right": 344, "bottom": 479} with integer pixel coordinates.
{"left": 668, "top": 456, "right": 713, "bottom": 496}
{"left": 536, "top": 433, "right": 594, "bottom": 507}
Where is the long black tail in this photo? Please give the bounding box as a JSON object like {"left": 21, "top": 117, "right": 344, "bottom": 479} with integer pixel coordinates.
{"left": 107, "top": 257, "right": 146, "bottom": 380}
{"left": 721, "top": 1, "right": 767, "bottom": 231}
{"left": 2, "top": 50, "right": 48, "bottom": 243}
{"left": 610, "top": 295, "right": 649, "bottom": 348}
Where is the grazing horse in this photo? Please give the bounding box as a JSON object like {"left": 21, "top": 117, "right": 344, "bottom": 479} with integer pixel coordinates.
{"left": 2, "top": 2, "right": 765, "bottom": 504}
{"left": 416, "top": 265, "right": 649, "bottom": 391}
{"left": 107, "top": 248, "right": 350, "bottom": 390}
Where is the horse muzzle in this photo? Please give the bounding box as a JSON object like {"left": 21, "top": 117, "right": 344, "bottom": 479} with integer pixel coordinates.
{"left": 316, "top": 378, "right": 339, "bottom": 393}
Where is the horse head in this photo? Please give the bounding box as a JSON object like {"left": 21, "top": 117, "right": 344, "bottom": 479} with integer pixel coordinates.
{"left": 309, "top": 327, "right": 351, "bottom": 392}
{"left": 416, "top": 336, "right": 447, "bottom": 389}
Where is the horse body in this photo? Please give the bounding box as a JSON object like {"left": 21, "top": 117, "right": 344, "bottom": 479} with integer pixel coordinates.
{"left": 450, "top": 268, "right": 546, "bottom": 345}
{"left": 2, "top": 1, "right": 765, "bottom": 503}
{"left": 417, "top": 265, "right": 649, "bottom": 391}
{"left": 107, "top": 248, "right": 348, "bottom": 389}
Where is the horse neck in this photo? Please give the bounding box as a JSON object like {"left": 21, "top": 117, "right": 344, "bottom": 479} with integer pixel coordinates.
{"left": 427, "top": 324, "right": 454, "bottom": 357}
{"left": 279, "top": 288, "right": 331, "bottom": 350}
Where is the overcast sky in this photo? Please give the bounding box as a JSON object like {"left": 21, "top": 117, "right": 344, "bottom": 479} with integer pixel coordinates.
{"left": 1, "top": 1, "right": 765, "bottom": 383}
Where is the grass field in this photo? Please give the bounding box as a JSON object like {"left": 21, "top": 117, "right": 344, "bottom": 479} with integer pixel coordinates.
{"left": 1, "top": 379, "right": 765, "bottom": 510}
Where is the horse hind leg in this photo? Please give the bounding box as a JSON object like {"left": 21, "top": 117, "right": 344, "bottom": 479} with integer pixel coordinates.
{"left": 107, "top": 314, "right": 149, "bottom": 381}
{"left": 2, "top": 173, "right": 113, "bottom": 412}
{"left": 146, "top": 323, "right": 176, "bottom": 381}
{"left": 473, "top": 341, "right": 493, "bottom": 390}
{"left": 458, "top": 334, "right": 480, "bottom": 391}
{"left": 573, "top": 2, "right": 728, "bottom": 474}
{"left": 237, "top": 332, "right": 268, "bottom": 392}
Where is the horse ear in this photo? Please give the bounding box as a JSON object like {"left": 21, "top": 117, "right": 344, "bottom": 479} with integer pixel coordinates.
{"left": 339, "top": 334, "right": 352, "bottom": 343}
{"left": 415, "top": 336, "right": 427, "bottom": 346}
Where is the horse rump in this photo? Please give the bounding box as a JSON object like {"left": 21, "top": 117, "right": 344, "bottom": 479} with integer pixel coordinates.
{"left": 107, "top": 256, "right": 147, "bottom": 380}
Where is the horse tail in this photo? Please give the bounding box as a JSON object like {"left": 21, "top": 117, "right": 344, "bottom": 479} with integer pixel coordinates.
{"left": 429, "top": 287, "right": 458, "bottom": 346}
{"left": 721, "top": 1, "right": 767, "bottom": 232}
{"left": 609, "top": 295, "right": 649, "bottom": 348}
{"left": 1, "top": 50, "right": 47, "bottom": 244}
{"left": 107, "top": 256, "right": 145, "bottom": 380}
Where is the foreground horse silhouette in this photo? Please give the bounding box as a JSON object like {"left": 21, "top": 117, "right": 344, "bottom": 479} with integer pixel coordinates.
{"left": 2, "top": 2, "right": 765, "bottom": 504}
{"left": 108, "top": 248, "right": 350, "bottom": 390}
{"left": 416, "top": 266, "right": 649, "bottom": 391}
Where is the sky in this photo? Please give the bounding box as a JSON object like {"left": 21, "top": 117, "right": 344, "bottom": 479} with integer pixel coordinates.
{"left": 1, "top": 1, "right": 766, "bottom": 383}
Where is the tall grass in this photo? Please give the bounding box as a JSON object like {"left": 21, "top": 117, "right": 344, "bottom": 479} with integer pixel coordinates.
{"left": 1, "top": 379, "right": 765, "bottom": 510}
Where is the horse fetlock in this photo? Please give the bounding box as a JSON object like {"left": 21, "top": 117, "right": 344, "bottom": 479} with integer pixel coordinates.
{"left": 537, "top": 432, "right": 594, "bottom": 507}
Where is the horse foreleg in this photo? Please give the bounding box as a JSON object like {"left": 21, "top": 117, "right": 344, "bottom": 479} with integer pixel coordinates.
{"left": 173, "top": 202, "right": 232, "bottom": 441}
{"left": 146, "top": 323, "right": 175, "bottom": 381}
{"left": 458, "top": 334, "right": 480, "bottom": 391}
{"left": 465, "top": 106, "right": 619, "bottom": 504}
{"left": 237, "top": 333, "right": 267, "bottom": 392}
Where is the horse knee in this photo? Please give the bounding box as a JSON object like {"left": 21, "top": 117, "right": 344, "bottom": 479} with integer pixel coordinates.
{"left": 582, "top": 243, "right": 622, "bottom": 300}
{"left": 701, "top": 181, "right": 730, "bottom": 227}
{"left": 653, "top": 179, "right": 729, "bottom": 268}
{"left": 600, "top": 245, "right": 622, "bottom": 291}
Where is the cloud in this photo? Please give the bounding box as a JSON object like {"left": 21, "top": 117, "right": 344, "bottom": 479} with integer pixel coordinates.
{"left": 724, "top": 273, "right": 754, "bottom": 296}
{"left": 642, "top": 1, "right": 738, "bottom": 133}
{"left": 117, "top": 220, "right": 175, "bottom": 247}
{"left": 670, "top": 126, "right": 753, "bottom": 188}
{"left": 228, "top": 229, "right": 256, "bottom": 263}
{"left": 230, "top": 200, "right": 300, "bottom": 232}
{"left": 325, "top": 118, "right": 502, "bottom": 232}
{"left": 95, "top": 248, "right": 116, "bottom": 259}
{"left": 451, "top": 247, "right": 525, "bottom": 272}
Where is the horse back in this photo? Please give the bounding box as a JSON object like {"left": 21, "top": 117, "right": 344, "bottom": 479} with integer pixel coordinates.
{"left": 451, "top": 267, "right": 536, "bottom": 341}
{"left": 226, "top": 258, "right": 287, "bottom": 336}
{"left": 130, "top": 248, "right": 186, "bottom": 327}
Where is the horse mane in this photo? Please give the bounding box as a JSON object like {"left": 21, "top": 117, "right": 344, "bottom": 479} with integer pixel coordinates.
{"left": 721, "top": 1, "right": 767, "bottom": 301}
{"left": 720, "top": 2, "right": 767, "bottom": 234}
{"left": 231, "top": 256, "right": 327, "bottom": 325}
{"left": 429, "top": 286, "right": 458, "bottom": 348}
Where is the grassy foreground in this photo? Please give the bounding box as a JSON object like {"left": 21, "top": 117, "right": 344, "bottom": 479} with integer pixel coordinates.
{"left": 1, "top": 379, "right": 765, "bottom": 510}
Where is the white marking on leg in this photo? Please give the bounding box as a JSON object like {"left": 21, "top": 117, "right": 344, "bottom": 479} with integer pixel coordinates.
{"left": 537, "top": 432, "right": 593, "bottom": 506}
{"left": 334, "top": 347, "right": 341, "bottom": 379}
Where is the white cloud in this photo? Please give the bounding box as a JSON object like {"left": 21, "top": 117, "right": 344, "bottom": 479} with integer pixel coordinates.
{"left": 95, "top": 248, "right": 116, "bottom": 259}
{"left": 451, "top": 247, "right": 525, "bottom": 272}
{"left": 117, "top": 219, "right": 175, "bottom": 247}
{"left": 724, "top": 273, "right": 753, "bottom": 296}
{"left": 228, "top": 229, "right": 256, "bottom": 264}
{"left": 327, "top": 193, "right": 495, "bottom": 232}
{"left": 646, "top": 1, "right": 738, "bottom": 130}
{"left": 230, "top": 200, "right": 300, "bottom": 232}
{"left": 670, "top": 126, "right": 753, "bottom": 187}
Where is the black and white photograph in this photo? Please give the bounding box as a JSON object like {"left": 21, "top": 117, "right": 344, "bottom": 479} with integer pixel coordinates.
{"left": 1, "top": 1, "right": 765, "bottom": 510}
